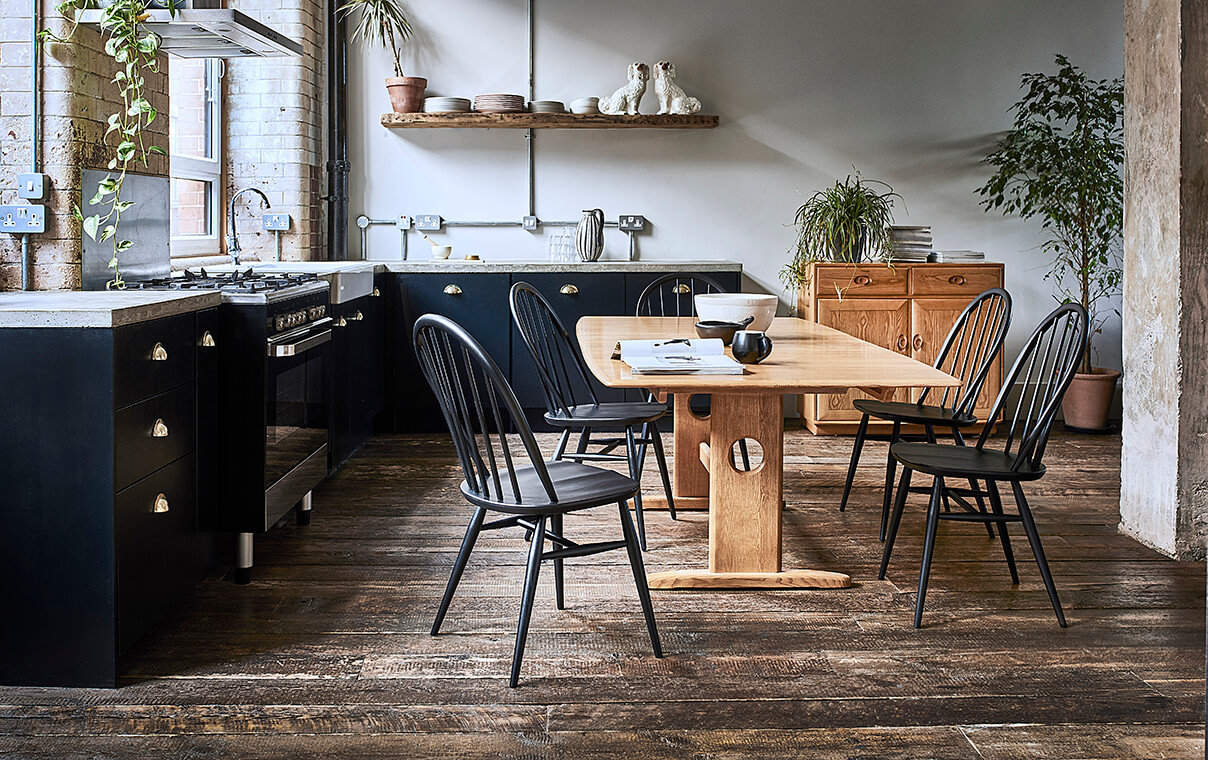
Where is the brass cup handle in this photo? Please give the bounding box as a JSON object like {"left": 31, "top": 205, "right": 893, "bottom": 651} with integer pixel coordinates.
{"left": 853, "top": 275, "right": 872, "bottom": 286}
{"left": 153, "top": 493, "right": 170, "bottom": 513}
{"left": 560, "top": 284, "right": 579, "bottom": 296}
{"left": 201, "top": 331, "right": 216, "bottom": 348}
{"left": 912, "top": 334, "right": 924, "bottom": 351}
{"left": 896, "top": 334, "right": 907, "bottom": 351}
{"left": 151, "top": 342, "right": 168, "bottom": 361}
{"left": 372, "top": 287, "right": 381, "bottom": 297}
{"left": 335, "top": 316, "right": 348, "bottom": 328}
{"left": 672, "top": 283, "right": 691, "bottom": 294}
{"left": 948, "top": 275, "right": 967, "bottom": 285}
{"left": 351, "top": 311, "right": 364, "bottom": 321}
{"left": 444, "top": 284, "right": 462, "bottom": 296}
{"left": 152, "top": 419, "right": 169, "bottom": 438}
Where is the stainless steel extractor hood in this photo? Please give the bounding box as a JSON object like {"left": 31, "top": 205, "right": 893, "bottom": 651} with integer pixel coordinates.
{"left": 76, "top": 8, "right": 303, "bottom": 58}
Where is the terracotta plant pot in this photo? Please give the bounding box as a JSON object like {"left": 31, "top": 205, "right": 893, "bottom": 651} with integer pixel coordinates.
{"left": 386, "top": 76, "right": 427, "bottom": 114}
{"left": 1061, "top": 367, "right": 1120, "bottom": 431}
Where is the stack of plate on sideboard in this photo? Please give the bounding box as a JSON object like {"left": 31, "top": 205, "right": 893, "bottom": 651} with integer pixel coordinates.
{"left": 929, "top": 250, "right": 986, "bottom": 263}
{"left": 886, "top": 226, "right": 932, "bottom": 262}
{"left": 473, "top": 93, "right": 526, "bottom": 113}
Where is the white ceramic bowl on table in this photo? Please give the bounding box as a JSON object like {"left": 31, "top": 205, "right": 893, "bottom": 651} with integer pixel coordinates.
{"left": 694, "top": 293, "right": 778, "bottom": 333}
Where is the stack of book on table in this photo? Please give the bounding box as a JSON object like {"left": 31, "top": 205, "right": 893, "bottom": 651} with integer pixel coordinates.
{"left": 619, "top": 338, "right": 745, "bottom": 375}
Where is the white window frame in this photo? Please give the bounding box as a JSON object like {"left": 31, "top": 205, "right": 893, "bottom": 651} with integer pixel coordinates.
{"left": 170, "top": 58, "right": 223, "bottom": 259}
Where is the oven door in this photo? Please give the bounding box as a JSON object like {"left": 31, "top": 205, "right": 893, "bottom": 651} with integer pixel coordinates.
{"left": 264, "top": 318, "right": 332, "bottom": 523}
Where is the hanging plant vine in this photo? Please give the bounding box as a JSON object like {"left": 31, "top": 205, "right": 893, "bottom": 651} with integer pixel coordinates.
{"left": 41, "top": 0, "right": 175, "bottom": 288}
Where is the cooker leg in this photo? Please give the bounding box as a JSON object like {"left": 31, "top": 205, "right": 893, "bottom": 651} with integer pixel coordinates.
{"left": 297, "top": 491, "right": 313, "bottom": 525}
{"left": 235, "top": 532, "right": 253, "bottom": 585}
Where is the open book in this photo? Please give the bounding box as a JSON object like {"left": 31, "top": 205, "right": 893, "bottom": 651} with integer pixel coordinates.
{"left": 619, "top": 338, "right": 745, "bottom": 375}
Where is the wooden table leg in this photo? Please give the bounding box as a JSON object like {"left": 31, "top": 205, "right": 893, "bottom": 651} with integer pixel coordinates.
{"left": 647, "top": 393, "right": 852, "bottom": 590}
{"left": 643, "top": 394, "right": 710, "bottom": 511}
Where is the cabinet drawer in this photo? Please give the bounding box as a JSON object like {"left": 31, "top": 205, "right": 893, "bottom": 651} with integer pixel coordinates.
{"left": 814, "top": 265, "right": 909, "bottom": 297}
{"left": 116, "top": 454, "right": 202, "bottom": 653}
{"left": 115, "top": 384, "right": 196, "bottom": 491}
{"left": 911, "top": 265, "right": 1002, "bottom": 296}
{"left": 115, "top": 313, "right": 196, "bottom": 409}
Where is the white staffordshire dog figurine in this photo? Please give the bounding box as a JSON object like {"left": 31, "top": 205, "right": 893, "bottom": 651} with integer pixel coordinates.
{"left": 654, "top": 60, "right": 701, "bottom": 115}
{"left": 599, "top": 62, "right": 649, "bottom": 115}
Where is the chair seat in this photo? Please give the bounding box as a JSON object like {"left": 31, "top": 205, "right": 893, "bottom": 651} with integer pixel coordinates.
{"left": 852, "top": 399, "right": 977, "bottom": 427}
{"left": 462, "top": 460, "right": 639, "bottom": 513}
{"left": 545, "top": 401, "right": 668, "bottom": 426}
{"left": 890, "top": 442, "right": 1045, "bottom": 481}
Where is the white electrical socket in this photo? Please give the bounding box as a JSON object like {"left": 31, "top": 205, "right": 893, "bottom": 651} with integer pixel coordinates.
{"left": 262, "top": 213, "right": 290, "bottom": 231}
{"left": 0, "top": 205, "right": 45, "bottom": 233}
{"left": 416, "top": 215, "right": 442, "bottom": 231}
{"left": 618, "top": 215, "right": 646, "bottom": 232}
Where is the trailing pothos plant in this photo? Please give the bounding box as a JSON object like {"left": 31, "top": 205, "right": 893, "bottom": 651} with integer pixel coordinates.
{"left": 41, "top": 0, "right": 176, "bottom": 288}
{"left": 979, "top": 54, "right": 1123, "bottom": 374}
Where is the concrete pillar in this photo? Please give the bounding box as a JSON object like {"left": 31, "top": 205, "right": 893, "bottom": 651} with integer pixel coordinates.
{"left": 1120, "top": 0, "right": 1208, "bottom": 560}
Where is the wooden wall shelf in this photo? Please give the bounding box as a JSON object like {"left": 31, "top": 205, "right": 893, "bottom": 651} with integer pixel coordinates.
{"left": 380, "top": 113, "right": 719, "bottom": 130}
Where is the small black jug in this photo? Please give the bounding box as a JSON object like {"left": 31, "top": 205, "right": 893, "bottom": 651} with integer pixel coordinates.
{"left": 731, "top": 330, "right": 773, "bottom": 364}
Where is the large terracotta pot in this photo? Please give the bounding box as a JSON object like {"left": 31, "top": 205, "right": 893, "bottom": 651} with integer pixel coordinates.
{"left": 1061, "top": 367, "right": 1120, "bottom": 431}
{"left": 386, "top": 76, "right": 427, "bottom": 114}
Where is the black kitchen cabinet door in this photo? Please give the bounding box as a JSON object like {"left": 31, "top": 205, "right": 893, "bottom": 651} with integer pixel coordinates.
{"left": 331, "top": 289, "right": 387, "bottom": 469}
{"left": 509, "top": 273, "right": 627, "bottom": 410}
{"left": 392, "top": 273, "right": 512, "bottom": 432}
{"left": 330, "top": 301, "right": 355, "bottom": 469}
{"left": 623, "top": 271, "right": 742, "bottom": 316}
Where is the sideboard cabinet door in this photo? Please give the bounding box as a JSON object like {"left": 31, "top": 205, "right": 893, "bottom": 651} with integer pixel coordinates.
{"left": 812, "top": 298, "right": 911, "bottom": 422}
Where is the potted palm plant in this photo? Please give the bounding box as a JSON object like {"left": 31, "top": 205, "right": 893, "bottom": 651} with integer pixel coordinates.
{"left": 339, "top": 0, "right": 424, "bottom": 113}
{"left": 979, "top": 54, "right": 1123, "bottom": 431}
{"left": 780, "top": 172, "right": 899, "bottom": 292}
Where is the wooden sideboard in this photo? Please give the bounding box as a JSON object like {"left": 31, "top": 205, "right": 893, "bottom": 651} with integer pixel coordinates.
{"left": 795, "top": 262, "right": 1005, "bottom": 435}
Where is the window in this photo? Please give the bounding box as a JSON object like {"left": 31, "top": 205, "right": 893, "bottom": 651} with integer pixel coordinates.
{"left": 169, "top": 58, "right": 222, "bottom": 257}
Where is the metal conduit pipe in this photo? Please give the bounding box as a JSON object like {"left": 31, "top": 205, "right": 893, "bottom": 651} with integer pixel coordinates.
{"left": 24, "top": 0, "right": 39, "bottom": 290}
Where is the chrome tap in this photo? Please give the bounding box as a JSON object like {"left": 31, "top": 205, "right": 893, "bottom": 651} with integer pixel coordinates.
{"left": 228, "top": 187, "right": 271, "bottom": 266}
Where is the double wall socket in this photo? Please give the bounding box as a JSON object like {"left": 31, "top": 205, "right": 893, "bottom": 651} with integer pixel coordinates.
{"left": 619, "top": 215, "right": 646, "bottom": 232}
{"left": 262, "top": 213, "right": 291, "bottom": 231}
{"left": 0, "top": 205, "right": 45, "bottom": 233}
{"left": 416, "top": 215, "right": 443, "bottom": 231}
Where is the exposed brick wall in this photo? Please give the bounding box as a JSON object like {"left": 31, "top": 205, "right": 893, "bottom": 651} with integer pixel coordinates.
{"left": 226, "top": 0, "right": 326, "bottom": 262}
{"left": 0, "top": 0, "right": 168, "bottom": 290}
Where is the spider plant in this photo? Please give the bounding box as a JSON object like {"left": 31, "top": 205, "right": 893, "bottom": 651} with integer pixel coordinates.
{"left": 339, "top": 0, "right": 413, "bottom": 78}
{"left": 780, "top": 173, "right": 900, "bottom": 291}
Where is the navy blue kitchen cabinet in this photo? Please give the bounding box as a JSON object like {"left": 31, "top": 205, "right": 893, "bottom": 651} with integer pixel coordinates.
{"left": 331, "top": 277, "right": 388, "bottom": 468}
{"left": 0, "top": 309, "right": 217, "bottom": 687}
{"left": 384, "top": 268, "right": 741, "bottom": 433}
{"left": 623, "top": 271, "right": 742, "bottom": 316}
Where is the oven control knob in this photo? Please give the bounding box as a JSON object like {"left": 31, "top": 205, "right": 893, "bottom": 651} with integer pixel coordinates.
{"left": 275, "top": 315, "right": 286, "bottom": 331}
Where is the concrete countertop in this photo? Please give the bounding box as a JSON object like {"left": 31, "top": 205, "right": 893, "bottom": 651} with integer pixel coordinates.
{"left": 381, "top": 259, "right": 742, "bottom": 273}
{"left": 0, "top": 291, "right": 222, "bottom": 328}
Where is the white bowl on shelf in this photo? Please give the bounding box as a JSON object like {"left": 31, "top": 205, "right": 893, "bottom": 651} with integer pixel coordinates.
{"left": 694, "top": 293, "right": 778, "bottom": 333}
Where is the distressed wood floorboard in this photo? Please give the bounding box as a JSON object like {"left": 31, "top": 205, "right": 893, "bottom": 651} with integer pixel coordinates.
{"left": 0, "top": 431, "right": 1202, "bottom": 759}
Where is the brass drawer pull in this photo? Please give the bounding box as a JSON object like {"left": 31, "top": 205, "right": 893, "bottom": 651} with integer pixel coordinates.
{"left": 153, "top": 493, "right": 170, "bottom": 513}
{"left": 560, "top": 284, "right": 579, "bottom": 295}
{"left": 912, "top": 334, "right": 924, "bottom": 351}
{"left": 853, "top": 275, "right": 872, "bottom": 286}
{"left": 372, "top": 287, "right": 381, "bottom": 297}
{"left": 443, "top": 284, "right": 462, "bottom": 296}
{"left": 351, "top": 310, "right": 364, "bottom": 321}
{"left": 672, "top": 283, "right": 691, "bottom": 294}
{"left": 152, "top": 419, "right": 169, "bottom": 438}
{"left": 896, "top": 334, "right": 907, "bottom": 351}
{"left": 201, "top": 331, "right": 216, "bottom": 347}
{"left": 948, "top": 275, "right": 967, "bottom": 286}
{"left": 151, "top": 342, "right": 168, "bottom": 361}
{"left": 335, "top": 316, "right": 348, "bottom": 328}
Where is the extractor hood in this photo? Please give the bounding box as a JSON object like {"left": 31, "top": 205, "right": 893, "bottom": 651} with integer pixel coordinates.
{"left": 76, "top": 8, "right": 303, "bottom": 58}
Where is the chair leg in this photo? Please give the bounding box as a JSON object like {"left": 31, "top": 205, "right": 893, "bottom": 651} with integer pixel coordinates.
{"left": 986, "top": 481, "right": 1019, "bottom": 584}
{"left": 576, "top": 427, "right": 592, "bottom": 455}
{"left": 625, "top": 425, "right": 648, "bottom": 551}
{"left": 1011, "top": 482, "right": 1067, "bottom": 628}
{"left": 509, "top": 516, "right": 546, "bottom": 688}
{"left": 840, "top": 413, "right": 870, "bottom": 512}
{"left": 738, "top": 438, "right": 752, "bottom": 471}
{"left": 650, "top": 420, "right": 676, "bottom": 520}
{"left": 551, "top": 513, "right": 565, "bottom": 610}
{"left": 879, "top": 467, "right": 913, "bottom": 580}
{"left": 914, "top": 477, "right": 945, "bottom": 629}
{"left": 618, "top": 500, "right": 663, "bottom": 657}
{"left": 952, "top": 425, "right": 994, "bottom": 538}
{"left": 552, "top": 429, "right": 571, "bottom": 461}
{"left": 879, "top": 421, "right": 901, "bottom": 541}
{"left": 636, "top": 421, "right": 651, "bottom": 476}
{"left": 432, "top": 507, "right": 485, "bottom": 636}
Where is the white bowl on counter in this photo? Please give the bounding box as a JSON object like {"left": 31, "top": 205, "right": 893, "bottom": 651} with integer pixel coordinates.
{"left": 694, "top": 293, "right": 778, "bottom": 333}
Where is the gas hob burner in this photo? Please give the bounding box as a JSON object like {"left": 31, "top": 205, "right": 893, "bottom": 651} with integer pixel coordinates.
{"left": 127, "top": 268, "right": 323, "bottom": 295}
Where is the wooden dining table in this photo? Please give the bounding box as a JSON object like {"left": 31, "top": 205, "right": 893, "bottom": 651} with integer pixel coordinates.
{"left": 576, "top": 316, "right": 961, "bottom": 591}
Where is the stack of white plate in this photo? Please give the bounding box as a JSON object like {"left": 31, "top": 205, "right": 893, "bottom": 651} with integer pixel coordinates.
{"left": 886, "top": 225, "right": 933, "bottom": 262}
{"left": 473, "top": 93, "right": 526, "bottom": 113}
{"left": 530, "top": 100, "right": 565, "bottom": 113}
{"left": 423, "top": 97, "right": 471, "bottom": 113}
{"left": 929, "top": 250, "right": 985, "bottom": 263}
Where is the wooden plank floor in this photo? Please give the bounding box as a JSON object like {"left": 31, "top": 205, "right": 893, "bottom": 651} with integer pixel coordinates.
{"left": 0, "top": 431, "right": 1202, "bottom": 759}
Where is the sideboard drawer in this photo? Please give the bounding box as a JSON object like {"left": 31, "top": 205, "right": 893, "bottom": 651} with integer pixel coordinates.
{"left": 814, "top": 264, "right": 909, "bottom": 297}
{"left": 911, "top": 265, "right": 1002, "bottom": 296}
{"left": 115, "top": 383, "right": 196, "bottom": 492}
{"left": 115, "top": 313, "right": 196, "bottom": 409}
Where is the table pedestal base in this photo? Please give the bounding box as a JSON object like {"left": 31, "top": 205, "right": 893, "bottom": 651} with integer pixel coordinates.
{"left": 647, "top": 569, "right": 852, "bottom": 590}
{"left": 641, "top": 495, "right": 708, "bottom": 511}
